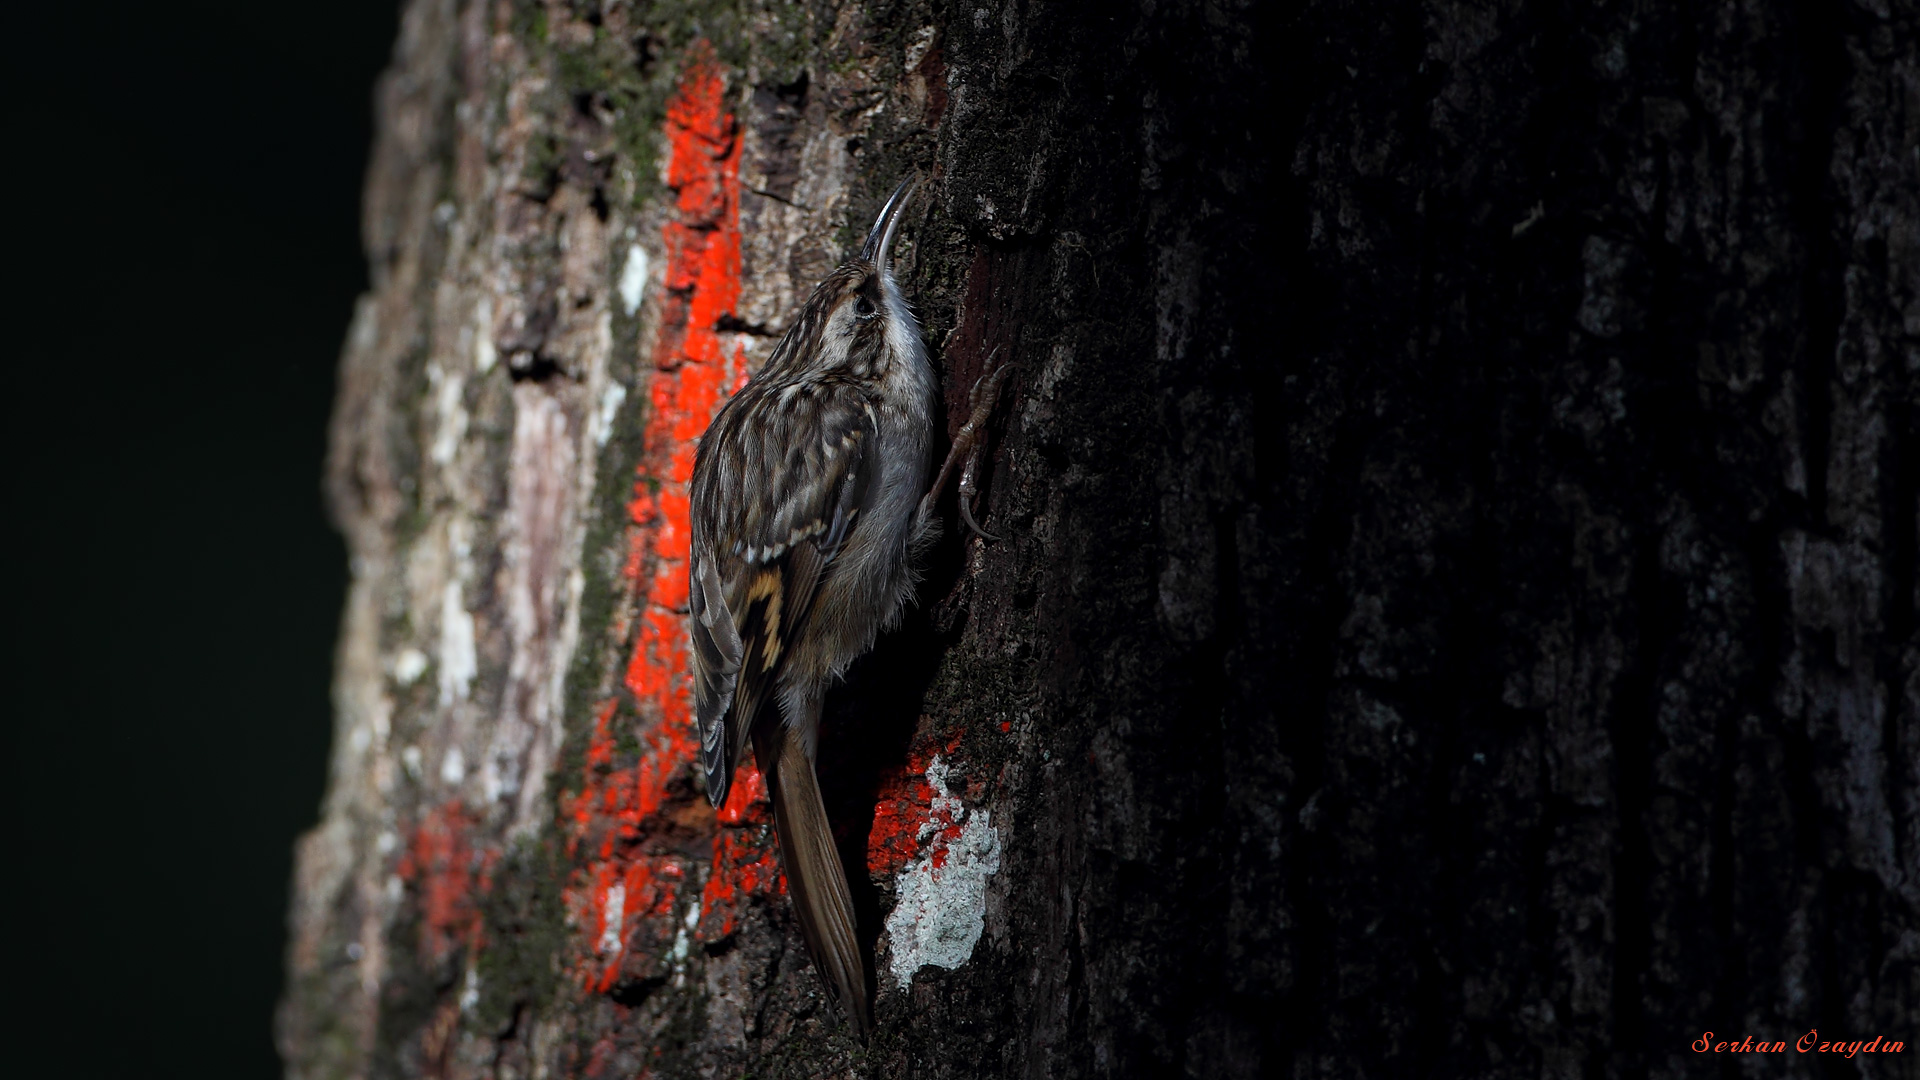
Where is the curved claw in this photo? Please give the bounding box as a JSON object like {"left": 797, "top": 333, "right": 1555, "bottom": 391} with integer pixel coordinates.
{"left": 958, "top": 490, "right": 1002, "bottom": 542}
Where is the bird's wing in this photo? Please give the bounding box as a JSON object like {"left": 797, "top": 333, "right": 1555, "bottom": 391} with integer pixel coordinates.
{"left": 689, "top": 378, "right": 876, "bottom": 808}
{"left": 689, "top": 552, "right": 744, "bottom": 787}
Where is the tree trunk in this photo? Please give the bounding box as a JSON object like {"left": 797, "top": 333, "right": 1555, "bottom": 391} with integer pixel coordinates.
{"left": 281, "top": 1, "right": 1918, "bottom": 1077}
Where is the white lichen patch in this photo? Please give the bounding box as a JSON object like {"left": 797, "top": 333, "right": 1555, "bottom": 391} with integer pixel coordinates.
{"left": 618, "top": 244, "right": 650, "bottom": 315}
{"left": 599, "top": 883, "right": 627, "bottom": 955}
{"left": 473, "top": 295, "right": 497, "bottom": 373}
{"left": 438, "top": 579, "right": 477, "bottom": 707}
{"left": 429, "top": 362, "right": 467, "bottom": 466}
{"left": 594, "top": 380, "right": 627, "bottom": 447}
{"left": 393, "top": 648, "right": 429, "bottom": 686}
{"left": 885, "top": 755, "right": 1003, "bottom": 989}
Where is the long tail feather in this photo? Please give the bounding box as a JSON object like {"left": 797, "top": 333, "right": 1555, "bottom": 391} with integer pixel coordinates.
{"left": 756, "top": 722, "right": 871, "bottom": 1037}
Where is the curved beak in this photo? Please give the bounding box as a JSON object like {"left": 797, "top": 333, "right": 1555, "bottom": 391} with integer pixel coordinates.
{"left": 860, "top": 178, "right": 918, "bottom": 274}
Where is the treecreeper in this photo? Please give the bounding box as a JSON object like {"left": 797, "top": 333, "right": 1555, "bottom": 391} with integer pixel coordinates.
{"left": 687, "top": 180, "right": 1010, "bottom": 1037}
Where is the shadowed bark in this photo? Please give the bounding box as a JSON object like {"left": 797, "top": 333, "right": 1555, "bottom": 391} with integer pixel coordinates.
{"left": 282, "top": 1, "right": 1917, "bottom": 1077}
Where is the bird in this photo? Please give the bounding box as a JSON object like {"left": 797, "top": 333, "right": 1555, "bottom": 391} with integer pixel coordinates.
{"left": 688, "top": 179, "right": 962, "bottom": 1037}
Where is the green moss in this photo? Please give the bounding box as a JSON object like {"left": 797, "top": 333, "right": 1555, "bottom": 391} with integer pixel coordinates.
{"left": 554, "top": 357, "right": 650, "bottom": 801}
{"left": 520, "top": 129, "right": 566, "bottom": 201}
{"left": 508, "top": 1, "right": 819, "bottom": 210}
{"left": 621, "top": 981, "right": 716, "bottom": 1078}
{"left": 510, "top": 0, "right": 548, "bottom": 45}
{"left": 551, "top": 26, "right": 672, "bottom": 208}
{"left": 748, "top": 1020, "right": 867, "bottom": 1078}
{"left": 388, "top": 339, "right": 434, "bottom": 553}
{"left": 286, "top": 962, "right": 374, "bottom": 1080}
{"left": 372, "top": 902, "right": 456, "bottom": 1073}
{"left": 473, "top": 835, "right": 571, "bottom": 1030}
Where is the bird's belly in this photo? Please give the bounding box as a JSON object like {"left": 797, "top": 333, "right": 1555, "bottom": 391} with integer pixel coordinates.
{"left": 790, "top": 429, "right": 926, "bottom": 685}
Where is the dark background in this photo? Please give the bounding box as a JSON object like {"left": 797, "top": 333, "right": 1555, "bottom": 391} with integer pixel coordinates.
{"left": 11, "top": 2, "right": 397, "bottom": 1075}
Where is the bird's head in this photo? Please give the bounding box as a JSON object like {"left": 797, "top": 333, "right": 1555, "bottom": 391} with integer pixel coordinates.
{"left": 772, "top": 179, "right": 921, "bottom": 381}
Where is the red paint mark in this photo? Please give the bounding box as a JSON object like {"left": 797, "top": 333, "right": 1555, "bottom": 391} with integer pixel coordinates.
{"left": 699, "top": 826, "right": 784, "bottom": 941}
{"left": 558, "top": 690, "right": 711, "bottom": 992}
{"left": 627, "top": 35, "right": 742, "bottom": 755}
{"left": 584, "top": 1036, "right": 615, "bottom": 1078}
{"left": 999, "top": 720, "right": 1011, "bottom": 733}
{"left": 715, "top": 761, "right": 769, "bottom": 825}
{"left": 561, "top": 43, "right": 780, "bottom": 995}
{"left": 866, "top": 732, "right": 968, "bottom": 878}
{"left": 397, "top": 801, "right": 495, "bottom": 967}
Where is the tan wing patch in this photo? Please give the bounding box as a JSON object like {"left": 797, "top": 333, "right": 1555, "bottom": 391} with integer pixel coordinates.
{"left": 746, "top": 569, "right": 784, "bottom": 669}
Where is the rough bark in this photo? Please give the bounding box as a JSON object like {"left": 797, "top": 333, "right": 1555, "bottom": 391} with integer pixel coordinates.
{"left": 282, "top": 1, "right": 1918, "bottom": 1077}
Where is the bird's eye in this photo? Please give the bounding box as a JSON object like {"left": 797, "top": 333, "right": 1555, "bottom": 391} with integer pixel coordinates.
{"left": 852, "top": 295, "right": 877, "bottom": 320}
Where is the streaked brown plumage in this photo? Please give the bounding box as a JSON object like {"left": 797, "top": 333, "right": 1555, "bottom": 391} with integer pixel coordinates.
{"left": 688, "top": 182, "right": 934, "bottom": 1037}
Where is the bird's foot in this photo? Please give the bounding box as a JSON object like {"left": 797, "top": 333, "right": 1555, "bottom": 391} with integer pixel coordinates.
{"left": 921, "top": 351, "right": 1015, "bottom": 539}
